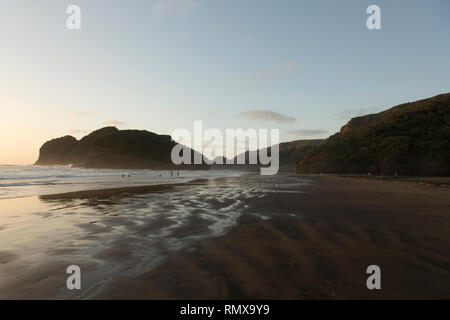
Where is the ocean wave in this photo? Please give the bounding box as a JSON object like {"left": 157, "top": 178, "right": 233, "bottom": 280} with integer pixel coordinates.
{"left": 0, "top": 166, "right": 243, "bottom": 200}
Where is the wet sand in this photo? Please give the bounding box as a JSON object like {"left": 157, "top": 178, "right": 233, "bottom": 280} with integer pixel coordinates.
{"left": 95, "top": 175, "right": 450, "bottom": 299}
{"left": 1, "top": 174, "right": 449, "bottom": 299}
{"left": 0, "top": 174, "right": 260, "bottom": 299}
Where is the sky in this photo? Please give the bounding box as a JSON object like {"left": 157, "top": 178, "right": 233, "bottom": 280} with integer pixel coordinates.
{"left": 0, "top": 0, "right": 449, "bottom": 164}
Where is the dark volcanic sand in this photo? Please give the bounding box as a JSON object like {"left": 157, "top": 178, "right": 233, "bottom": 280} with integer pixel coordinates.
{"left": 94, "top": 175, "right": 450, "bottom": 299}
{"left": 1, "top": 173, "right": 449, "bottom": 299}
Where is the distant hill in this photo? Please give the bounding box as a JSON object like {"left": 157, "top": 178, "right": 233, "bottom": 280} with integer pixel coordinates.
{"left": 277, "top": 139, "right": 324, "bottom": 170}
{"left": 35, "top": 127, "right": 207, "bottom": 169}
{"left": 297, "top": 93, "right": 450, "bottom": 176}
{"left": 35, "top": 127, "right": 322, "bottom": 171}
{"left": 226, "top": 139, "right": 324, "bottom": 171}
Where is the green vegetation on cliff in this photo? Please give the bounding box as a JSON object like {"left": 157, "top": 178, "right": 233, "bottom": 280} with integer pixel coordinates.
{"left": 35, "top": 127, "right": 205, "bottom": 169}
{"left": 229, "top": 139, "right": 323, "bottom": 171}
{"left": 297, "top": 93, "right": 450, "bottom": 176}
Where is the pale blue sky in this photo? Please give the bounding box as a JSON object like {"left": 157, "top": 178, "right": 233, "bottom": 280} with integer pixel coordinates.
{"left": 0, "top": 0, "right": 449, "bottom": 164}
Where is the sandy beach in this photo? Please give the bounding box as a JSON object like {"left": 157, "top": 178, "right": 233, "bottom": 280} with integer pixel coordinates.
{"left": 1, "top": 173, "right": 449, "bottom": 299}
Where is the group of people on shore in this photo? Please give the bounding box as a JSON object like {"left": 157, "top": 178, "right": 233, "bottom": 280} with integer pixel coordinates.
{"left": 121, "top": 170, "right": 180, "bottom": 179}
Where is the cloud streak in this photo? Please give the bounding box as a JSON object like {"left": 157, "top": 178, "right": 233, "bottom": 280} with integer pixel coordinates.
{"left": 206, "top": 112, "right": 219, "bottom": 118}
{"left": 69, "top": 111, "right": 91, "bottom": 118}
{"left": 241, "top": 110, "right": 297, "bottom": 123}
{"left": 249, "top": 61, "right": 299, "bottom": 81}
{"left": 176, "top": 31, "right": 190, "bottom": 40}
{"left": 334, "top": 107, "right": 381, "bottom": 120}
{"left": 238, "top": 61, "right": 299, "bottom": 91}
{"left": 154, "top": 0, "right": 198, "bottom": 17}
{"left": 104, "top": 120, "right": 126, "bottom": 126}
{"left": 287, "top": 129, "right": 328, "bottom": 136}
{"left": 69, "top": 129, "right": 89, "bottom": 135}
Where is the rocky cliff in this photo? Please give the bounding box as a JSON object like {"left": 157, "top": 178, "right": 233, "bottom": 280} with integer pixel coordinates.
{"left": 297, "top": 93, "right": 450, "bottom": 176}
{"left": 35, "top": 127, "right": 207, "bottom": 169}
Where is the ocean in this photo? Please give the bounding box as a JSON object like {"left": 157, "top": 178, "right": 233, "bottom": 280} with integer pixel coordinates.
{"left": 0, "top": 166, "right": 274, "bottom": 298}
{"left": 0, "top": 165, "right": 317, "bottom": 298}
{"left": 0, "top": 165, "right": 243, "bottom": 200}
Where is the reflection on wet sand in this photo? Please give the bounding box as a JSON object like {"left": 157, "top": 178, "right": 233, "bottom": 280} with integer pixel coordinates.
{"left": 1, "top": 174, "right": 300, "bottom": 298}
{"left": 6, "top": 174, "right": 447, "bottom": 299}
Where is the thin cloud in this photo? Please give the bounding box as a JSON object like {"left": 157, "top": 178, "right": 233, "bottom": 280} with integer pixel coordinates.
{"left": 206, "top": 112, "right": 219, "bottom": 118}
{"left": 287, "top": 129, "right": 328, "bottom": 136}
{"left": 251, "top": 61, "right": 299, "bottom": 81}
{"left": 104, "top": 120, "right": 126, "bottom": 126}
{"left": 69, "top": 129, "right": 89, "bottom": 135}
{"left": 334, "top": 107, "right": 381, "bottom": 120}
{"left": 241, "top": 110, "right": 297, "bottom": 123}
{"left": 238, "top": 61, "right": 299, "bottom": 90}
{"left": 286, "top": 61, "right": 299, "bottom": 71}
{"left": 154, "top": 0, "right": 170, "bottom": 16}
{"left": 69, "top": 111, "right": 91, "bottom": 118}
{"left": 246, "top": 33, "right": 256, "bottom": 41}
{"left": 176, "top": 31, "right": 190, "bottom": 40}
{"left": 154, "top": 0, "right": 198, "bottom": 17}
